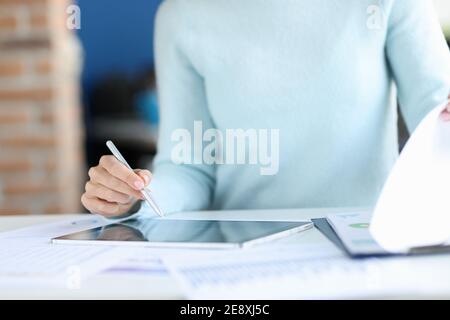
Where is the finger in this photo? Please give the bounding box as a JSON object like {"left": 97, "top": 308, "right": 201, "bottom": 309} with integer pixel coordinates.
{"left": 135, "top": 169, "right": 152, "bottom": 187}
{"left": 85, "top": 182, "right": 133, "bottom": 205}
{"left": 88, "top": 166, "right": 144, "bottom": 200}
{"left": 99, "top": 155, "right": 145, "bottom": 190}
{"left": 441, "top": 109, "right": 450, "bottom": 122}
{"left": 81, "top": 194, "right": 127, "bottom": 217}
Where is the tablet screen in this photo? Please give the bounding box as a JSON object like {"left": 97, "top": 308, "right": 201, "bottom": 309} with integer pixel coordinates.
{"left": 52, "top": 219, "right": 311, "bottom": 248}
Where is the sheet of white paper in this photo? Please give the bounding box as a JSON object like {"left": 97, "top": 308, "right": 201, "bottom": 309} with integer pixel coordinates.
{"left": 164, "top": 244, "right": 402, "bottom": 299}
{"left": 370, "top": 103, "right": 450, "bottom": 252}
{"left": 0, "top": 215, "right": 108, "bottom": 242}
{"left": 0, "top": 216, "right": 171, "bottom": 288}
{"left": 165, "top": 242, "right": 450, "bottom": 299}
{"left": 0, "top": 243, "right": 121, "bottom": 288}
{"left": 326, "top": 212, "right": 385, "bottom": 255}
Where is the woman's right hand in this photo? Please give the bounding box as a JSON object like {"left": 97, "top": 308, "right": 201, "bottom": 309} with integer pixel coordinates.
{"left": 81, "top": 155, "right": 152, "bottom": 217}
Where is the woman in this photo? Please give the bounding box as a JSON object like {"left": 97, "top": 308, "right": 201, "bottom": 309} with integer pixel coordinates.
{"left": 82, "top": 0, "right": 450, "bottom": 218}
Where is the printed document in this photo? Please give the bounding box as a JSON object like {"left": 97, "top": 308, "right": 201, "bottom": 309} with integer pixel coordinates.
{"left": 371, "top": 104, "right": 450, "bottom": 252}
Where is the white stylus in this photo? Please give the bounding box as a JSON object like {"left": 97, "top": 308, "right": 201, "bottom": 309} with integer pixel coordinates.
{"left": 106, "top": 140, "right": 164, "bottom": 217}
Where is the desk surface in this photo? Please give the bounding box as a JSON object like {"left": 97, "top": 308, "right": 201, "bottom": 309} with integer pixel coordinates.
{"left": 1, "top": 207, "right": 449, "bottom": 300}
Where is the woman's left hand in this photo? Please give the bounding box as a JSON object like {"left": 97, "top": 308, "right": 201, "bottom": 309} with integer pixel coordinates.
{"left": 439, "top": 94, "right": 450, "bottom": 121}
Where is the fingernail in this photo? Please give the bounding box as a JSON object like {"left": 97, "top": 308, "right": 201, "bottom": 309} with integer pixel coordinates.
{"left": 143, "top": 175, "right": 150, "bottom": 185}
{"left": 134, "top": 181, "right": 144, "bottom": 190}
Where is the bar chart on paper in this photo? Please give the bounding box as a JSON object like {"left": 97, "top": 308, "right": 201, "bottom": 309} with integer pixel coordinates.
{"left": 163, "top": 244, "right": 427, "bottom": 299}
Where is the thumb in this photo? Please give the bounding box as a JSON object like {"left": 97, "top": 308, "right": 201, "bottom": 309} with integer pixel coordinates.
{"left": 134, "top": 169, "right": 152, "bottom": 187}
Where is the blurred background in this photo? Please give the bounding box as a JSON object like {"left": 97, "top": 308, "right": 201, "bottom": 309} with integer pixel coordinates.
{"left": 0, "top": 0, "right": 448, "bottom": 215}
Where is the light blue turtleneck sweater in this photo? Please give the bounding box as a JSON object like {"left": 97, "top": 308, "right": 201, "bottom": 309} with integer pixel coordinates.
{"left": 138, "top": 0, "right": 450, "bottom": 217}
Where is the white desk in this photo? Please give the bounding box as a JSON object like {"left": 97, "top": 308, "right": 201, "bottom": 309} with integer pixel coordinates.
{"left": 1, "top": 207, "right": 449, "bottom": 299}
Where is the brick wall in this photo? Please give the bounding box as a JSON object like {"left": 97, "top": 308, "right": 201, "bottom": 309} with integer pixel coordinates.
{"left": 0, "top": 0, "right": 84, "bottom": 215}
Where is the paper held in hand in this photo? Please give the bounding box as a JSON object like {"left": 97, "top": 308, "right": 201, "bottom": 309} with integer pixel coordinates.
{"left": 370, "top": 102, "right": 450, "bottom": 253}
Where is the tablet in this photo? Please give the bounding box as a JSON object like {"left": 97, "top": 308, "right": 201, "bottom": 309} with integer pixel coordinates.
{"left": 52, "top": 219, "right": 313, "bottom": 249}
